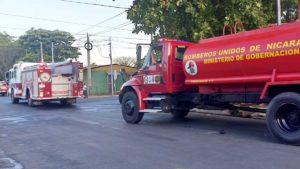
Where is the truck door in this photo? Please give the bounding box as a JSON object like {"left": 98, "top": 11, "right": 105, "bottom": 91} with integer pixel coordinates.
{"left": 141, "top": 45, "right": 168, "bottom": 93}
{"left": 169, "top": 45, "right": 190, "bottom": 92}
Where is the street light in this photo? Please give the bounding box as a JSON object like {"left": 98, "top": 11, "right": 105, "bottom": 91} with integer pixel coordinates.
{"left": 277, "top": 0, "right": 281, "bottom": 25}
{"left": 51, "top": 41, "right": 67, "bottom": 63}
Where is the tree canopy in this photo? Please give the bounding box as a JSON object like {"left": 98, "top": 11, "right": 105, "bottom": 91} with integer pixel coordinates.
{"left": 113, "top": 56, "right": 136, "bottom": 67}
{"left": 0, "top": 29, "right": 80, "bottom": 80}
{"left": 19, "top": 28, "right": 80, "bottom": 62}
{"left": 127, "top": 0, "right": 298, "bottom": 42}
{"left": 0, "top": 32, "right": 24, "bottom": 80}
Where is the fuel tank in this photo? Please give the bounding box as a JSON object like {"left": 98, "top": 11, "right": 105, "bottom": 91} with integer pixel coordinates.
{"left": 183, "top": 21, "right": 300, "bottom": 93}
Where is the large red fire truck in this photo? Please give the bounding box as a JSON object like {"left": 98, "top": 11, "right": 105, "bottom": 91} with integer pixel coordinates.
{"left": 8, "top": 60, "right": 83, "bottom": 106}
{"left": 119, "top": 21, "right": 300, "bottom": 144}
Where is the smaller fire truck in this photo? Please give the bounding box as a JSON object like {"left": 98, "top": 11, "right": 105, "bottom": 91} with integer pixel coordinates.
{"left": 0, "top": 81, "right": 8, "bottom": 96}
{"left": 7, "top": 60, "right": 83, "bottom": 106}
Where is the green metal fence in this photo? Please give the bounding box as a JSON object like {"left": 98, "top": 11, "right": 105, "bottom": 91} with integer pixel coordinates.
{"left": 84, "top": 70, "right": 129, "bottom": 95}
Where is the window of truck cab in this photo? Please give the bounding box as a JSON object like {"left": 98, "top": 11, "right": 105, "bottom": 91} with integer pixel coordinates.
{"left": 175, "top": 45, "right": 187, "bottom": 60}
{"left": 150, "top": 46, "right": 163, "bottom": 65}
{"left": 142, "top": 46, "right": 163, "bottom": 68}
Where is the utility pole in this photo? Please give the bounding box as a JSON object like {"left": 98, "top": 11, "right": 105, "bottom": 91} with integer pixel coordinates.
{"left": 40, "top": 42, "right": 44, "bottom": 62}
{"left": 84, "top": 33, "right": 93, "bottom": 97}
{"left": 51, "top": 42, "right": 54, "bottom": 63}
{"left": 298, "top": 0, "right": 300, "bottom": 20}
{"left": 277, "top": 0, "right": 282, "bottom": 25}
{"left": 109, "top": 37, "right": 114, "bottom": 96}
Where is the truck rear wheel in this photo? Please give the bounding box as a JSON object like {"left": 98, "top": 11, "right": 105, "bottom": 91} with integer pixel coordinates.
{"left": 121, "top": 91, "right": 144, "bottom": 124}
{"left": 267, "top": 92, "right": 300, "bottom": 145}
{"left": 11, "top": 90, "right": 19, "bottom": 104}
{"left": 171, "top": 109, "right": 190, "bottom": 119}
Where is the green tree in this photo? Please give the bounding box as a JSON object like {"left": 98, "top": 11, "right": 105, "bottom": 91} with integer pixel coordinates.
{"left": 127, "top": 0, "right": 298, "bottom": 42}
{"left": 280, "top": 0, "right": 298, "bottom": 22}
{"left": 19, "top": 28, "right": 80, "bottom": 62}
{"left": 0, "top": 32, "right": 24, "bottom": 80}
{"left": 113, "top": 56, "right": 136, "bottom": 67}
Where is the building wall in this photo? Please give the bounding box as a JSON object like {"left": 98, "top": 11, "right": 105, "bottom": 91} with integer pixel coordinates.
{"left": 92, "top": 65, "right": 137, "bottom": 75}
{"left": 83, "top": 65, "right": 136, "bottom": 95}
{"left": 83, "top": 71, "right": 109, "bottom": 95}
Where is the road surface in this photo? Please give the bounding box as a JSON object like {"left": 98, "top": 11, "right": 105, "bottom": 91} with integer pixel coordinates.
{"left": 0, "top": 96, "right": 299, "bottom": 169}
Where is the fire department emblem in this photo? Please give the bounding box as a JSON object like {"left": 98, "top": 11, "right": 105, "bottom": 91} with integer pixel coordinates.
{"left": 185, "top": 60, "right": 197, "bottom": 76}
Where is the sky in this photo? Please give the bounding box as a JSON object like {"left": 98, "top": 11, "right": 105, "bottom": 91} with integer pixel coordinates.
{"left": 0, "top": 0, "right": 151, "bottom": 65}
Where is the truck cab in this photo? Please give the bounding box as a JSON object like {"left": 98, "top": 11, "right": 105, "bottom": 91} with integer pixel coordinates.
{"left": 119, "top": 39, "right": 196, "bottom": 124}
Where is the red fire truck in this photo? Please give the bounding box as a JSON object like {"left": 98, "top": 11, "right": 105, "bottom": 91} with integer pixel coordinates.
{"left": 8, "top": 60, "right": 83, "bottom": 106}
{"left": 0, "top": 81, "right": 8, "bottom": 96}
{"left": 119, "top": 21, "right": 300, "bottom": 144}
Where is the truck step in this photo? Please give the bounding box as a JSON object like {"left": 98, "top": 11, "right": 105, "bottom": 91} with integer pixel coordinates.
{"left": 140, "top": 109, "right": 163, "bottom": 113}
{"left": 143, "top": 97, "right": 164, "bottom": 101}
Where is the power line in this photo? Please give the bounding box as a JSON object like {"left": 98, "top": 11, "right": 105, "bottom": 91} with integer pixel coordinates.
{"left": 76, "top": 11, "right": 126, "bottom": 34}
{"left": 93, "top": 21, "right": 132, "bottom": 35}
{"left": 0, "top": 11, "right": 132, "bottom": 34}
{"left": 59, "top": 0, "right": 129, "bottom": 9}
{"left": 74, "top": 22, "right": 133, "bottom": 42}
{"left": 0, "top": 26, "right": 28, "bottom": 31}
{"left": 73, "top": 35, "right": 150, "bottom": 44}
{"left": 91, "top": 35, "right": 150, "bottom": 41}
{"left": 0, "top": 11, "right": 92, "bottom": 26}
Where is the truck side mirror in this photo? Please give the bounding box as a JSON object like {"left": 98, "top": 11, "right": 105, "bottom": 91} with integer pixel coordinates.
{"left": 136, "top": 45, "right": 142, "bottom": 69}
{"left": 143, "top": 66, "right": 149, "bottom": 71}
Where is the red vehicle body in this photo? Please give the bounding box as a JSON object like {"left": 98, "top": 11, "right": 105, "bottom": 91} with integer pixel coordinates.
{"left": 0, "top": 81, "right": 8, "bottom": 96}
{"left": 119, "top": 21, "right": 300, "bottom": 145}
{"left": 8, "top": 60, "right": 83, "bottom": 106}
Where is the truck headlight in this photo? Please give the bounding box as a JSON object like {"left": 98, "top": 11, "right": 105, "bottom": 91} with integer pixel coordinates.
{"left": 40, "top": 72, "right": 51, "bottom": 82}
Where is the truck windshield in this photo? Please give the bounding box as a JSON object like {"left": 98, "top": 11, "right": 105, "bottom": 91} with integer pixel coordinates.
{"left": 142, "top": 47, "right": 152, "bottom": 68}
{"left": 142, "top": 46, "right": 163, "bottom": 68}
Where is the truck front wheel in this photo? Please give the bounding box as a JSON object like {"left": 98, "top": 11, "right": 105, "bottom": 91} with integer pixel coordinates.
{"left": 60, "top": 99, "right": 72, "bottom": 106}
{"left": 267, "top": 92, "right": 300, "bottom": 145}
{"left": 121, "top": 91, "right": 144, "bottom": 124}
{"left": 11, "top": 90, "right": 19, "bottom": 104}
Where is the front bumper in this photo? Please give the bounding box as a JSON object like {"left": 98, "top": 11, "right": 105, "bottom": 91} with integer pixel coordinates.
{"left": 33, "top": 96, "right": 80, "bottom": 101}
{"left": 0, "top": 91, "right": 7, "bottom": 94}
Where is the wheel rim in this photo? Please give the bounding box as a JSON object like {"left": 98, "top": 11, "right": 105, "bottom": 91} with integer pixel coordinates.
{"left": 276, "top": 104, "right": 300, "bottom": 133}
{"left": 124, "top": 99, "right": 135, "bottom": 116}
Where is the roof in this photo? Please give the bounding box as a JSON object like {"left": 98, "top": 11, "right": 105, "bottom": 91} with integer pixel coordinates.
{"left": 90, "top": 64, "right": 135, "bottom": 69}
{"left": 83, "top": 64, "right": 137, "bottom": 75}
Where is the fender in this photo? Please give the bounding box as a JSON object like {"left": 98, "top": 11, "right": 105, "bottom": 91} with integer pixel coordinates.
{"left": 260, "top": 69, "right": 300, "bottom": 99}
{"left": 119, "top": 77, "right": 148, "bottom": 110}
{"left": 260, "top": 81, "right": 300, "bottom": 99}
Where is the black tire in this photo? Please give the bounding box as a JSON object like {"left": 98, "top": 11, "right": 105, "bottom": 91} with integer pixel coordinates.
{"left": 11, "top": 90, "right": 19, "bottom": 104}
{"left": 27, "top": 92, "right": 34, "bottom": 107}
{"left": 60, "top": 99, "right": 72, "bottom": 106}
{"left": 121, "top": 91, "right": 144, "bottom": 124}
{"left": 171, "top": 109, "right": 190, "bottom": 119}
{"left": 267, "top": 92, "right": 300, "bottom": 145}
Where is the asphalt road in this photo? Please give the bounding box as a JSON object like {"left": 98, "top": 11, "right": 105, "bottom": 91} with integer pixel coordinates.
{"left": 0, "top": 96, "right": 299, "bottom": 169}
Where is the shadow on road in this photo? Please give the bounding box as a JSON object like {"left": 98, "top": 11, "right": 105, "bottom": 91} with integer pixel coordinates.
{"left": 140, "top": 112, "right": 274, "bottom": 144}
